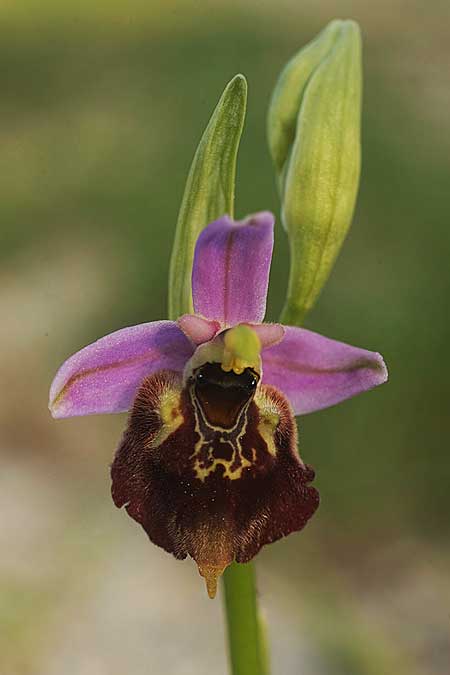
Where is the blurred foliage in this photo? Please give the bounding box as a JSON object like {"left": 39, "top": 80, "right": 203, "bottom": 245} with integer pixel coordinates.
{"left": 1, "top": 1, "right": 449, "bottom": 674}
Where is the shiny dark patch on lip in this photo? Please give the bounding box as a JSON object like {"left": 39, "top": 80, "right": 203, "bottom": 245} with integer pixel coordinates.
{"left": 194, "top": 362, "right": 258, "bottom": 428}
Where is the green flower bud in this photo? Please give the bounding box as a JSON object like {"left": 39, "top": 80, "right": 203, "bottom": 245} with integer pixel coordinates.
{"left": 168, "top": 74, "right": 247, "bottom": 320}
{"left": 267, "top": 20, "right": 362, "bottom": 325}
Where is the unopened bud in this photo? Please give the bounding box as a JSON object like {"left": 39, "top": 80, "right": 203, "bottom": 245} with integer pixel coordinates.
{"left": 268, "top": 20, "right": 362, "bottom": 325}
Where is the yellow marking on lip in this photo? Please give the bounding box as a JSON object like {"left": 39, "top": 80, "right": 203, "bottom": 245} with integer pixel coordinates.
{"left": 149, "top": 388, "right": 183, "bottom": 449}
{"left": 190, "top": 387, "right": 252, "bottom": 481}
{"left": 255, "top": 390, "right": 280, "bottom": 457}
{"left": 256, "top": 412, "right": 279, "bottom": 457}
{"left": 192, "top": 444, "right": 252, "bottom": 481}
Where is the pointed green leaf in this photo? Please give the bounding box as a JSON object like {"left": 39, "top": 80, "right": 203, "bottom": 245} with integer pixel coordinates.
{"left": 168, "top": 74, "right": 247, "bottom": 320}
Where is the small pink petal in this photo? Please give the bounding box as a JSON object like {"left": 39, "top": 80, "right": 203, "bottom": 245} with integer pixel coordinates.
{"left": 244, "top": 322, "right": 285, "bottom": 349}
{"left": 178, "top": 314, "right": 222, "bottom": 345}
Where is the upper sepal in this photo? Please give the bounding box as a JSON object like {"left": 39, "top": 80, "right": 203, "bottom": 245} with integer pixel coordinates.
{"left": 191, "top": 212, "right": 275, "bottom": 326}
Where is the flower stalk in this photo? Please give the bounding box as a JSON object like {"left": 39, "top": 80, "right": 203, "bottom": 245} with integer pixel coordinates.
{"left": 223, "top": 564, "right": 267, "bottom": 675}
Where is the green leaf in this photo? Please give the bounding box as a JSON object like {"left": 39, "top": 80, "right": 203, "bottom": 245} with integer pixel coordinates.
{"left": 267, "top": 21, "right": 362, "bottom": 325}
{"left": 168, "top": 74, "right": 247, "bottom": 320}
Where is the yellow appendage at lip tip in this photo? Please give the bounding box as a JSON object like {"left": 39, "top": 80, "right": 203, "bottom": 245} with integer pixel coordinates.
{"left": 198, "top": 563, "right": 228, "bottom": 599}
{"left": 221, "top": 325, "right": 261, "bottom": 375}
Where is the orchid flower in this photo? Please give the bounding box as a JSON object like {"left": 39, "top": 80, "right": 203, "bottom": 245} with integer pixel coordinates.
{"left": 49, "top": 211, "right": 387, "bottom": 598}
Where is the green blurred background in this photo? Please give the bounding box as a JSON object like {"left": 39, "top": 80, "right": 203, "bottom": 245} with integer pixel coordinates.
{"left": 1, "top": 1, "right": 449, "bottom": 673}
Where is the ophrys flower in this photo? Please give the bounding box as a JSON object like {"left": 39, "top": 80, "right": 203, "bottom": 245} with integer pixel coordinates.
{"left": 49, "top": 211, "right": 387, "bottom": 597}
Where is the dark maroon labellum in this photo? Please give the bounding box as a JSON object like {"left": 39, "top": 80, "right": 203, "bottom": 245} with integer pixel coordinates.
{"left": 111, "top": 365, "right": 319, "bottom": 597}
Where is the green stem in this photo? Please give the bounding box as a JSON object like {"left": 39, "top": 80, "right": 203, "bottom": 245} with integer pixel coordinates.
{"left": 223, "top": 562, "right": 269, "bottom": 675}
